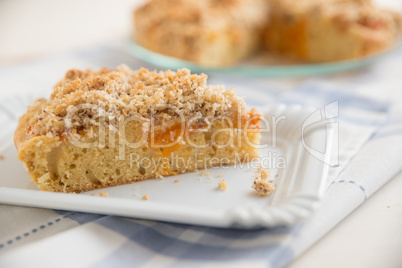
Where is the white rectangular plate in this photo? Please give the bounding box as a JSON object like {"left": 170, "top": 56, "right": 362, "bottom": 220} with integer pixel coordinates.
{"left": 0, "top": 94, "right": 332, "bottom": 228}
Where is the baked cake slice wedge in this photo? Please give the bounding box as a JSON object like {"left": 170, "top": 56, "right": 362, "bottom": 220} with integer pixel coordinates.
{"left": 264, "top": 0, "right": 402, "bottom": 62}
{"left": 14, "top": 66, "right": 261, "bottom": 193}
{"left": 133, "top": 0, "right": 270, "bottom": 67}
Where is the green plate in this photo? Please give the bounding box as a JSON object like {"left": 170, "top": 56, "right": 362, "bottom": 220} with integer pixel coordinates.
{"left": 127, "top": 38, "right": 402, "bottom": 77}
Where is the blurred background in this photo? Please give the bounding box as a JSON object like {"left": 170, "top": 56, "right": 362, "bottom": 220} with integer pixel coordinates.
{"left": 1, "top": 0, "right": 401, "bottom": 68}
{"left": 0, "top": 0, "right": 143, "bottom": 67}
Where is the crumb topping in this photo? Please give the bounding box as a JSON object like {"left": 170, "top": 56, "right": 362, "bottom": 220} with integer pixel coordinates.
{"left": 26, "top": 65, "right": 243, "bottom": 138}
{"left": 135, "top": 0, "right": 269, "bottom": 33}
{"left": 252, "top": 167, "right": 274, "bottom": 197}
{"left": 199, "top": 170, "right": 212, "bottom": 176}
{"left": 198, "top": 176, "right": 215, "bottom": 182}
{"left": 98, "top": 190, "right": 109, "bottom": 197}
{"left": 252, "top": 179, "right": 275, "bottom": 197}
{"left": 218, "top": 180, "right": 228, "bottom": 191}
{"left": 274, "top": 0, "right": 401, "bottom": 32}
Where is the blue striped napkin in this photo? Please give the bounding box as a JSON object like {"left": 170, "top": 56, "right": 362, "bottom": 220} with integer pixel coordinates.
{"left": 1, "top": 41, "right": 401, "bottom": 267}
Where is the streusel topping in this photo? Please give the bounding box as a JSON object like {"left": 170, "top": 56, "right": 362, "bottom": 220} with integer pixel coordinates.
{"left": 28, "top": 65, "right": 243, "bottom": 137}
{"left": 274, "top": 0, "right": 401, "bottom": 32}
{"left": 135, "top": 0, "right": 269, "bottom": 34}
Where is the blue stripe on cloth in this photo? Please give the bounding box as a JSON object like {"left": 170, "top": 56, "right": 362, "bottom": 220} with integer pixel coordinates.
{"left": 274, "top": 84, "right": 390, "bottom": 126}
{"left": 106, "top": 218, "right": 301, "bottom": 242}
{"left": 52, "top": 210, "right": 105, "bottom": 225}
{"left": 208, "top": 76, "right": 280, "bottom": 107}
{"left": 165, "top": 222, "right": 298, "bottom": 239}
{"left": 92, "top": 217, "right": 295, "bottom": 268}
{"left": 277, "top": 84, "right": 390, "bottom": 113}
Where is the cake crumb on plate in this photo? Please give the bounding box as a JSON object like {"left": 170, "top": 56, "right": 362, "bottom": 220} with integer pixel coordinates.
{"left": 252, "top": 179, "right": 275, "bottom": 197}
{"left": 199, "top": 170, "right": 212, "bottom": 176}
{"left": 218, "top": 180, "right": 227, "bottom": 191}
{"left": 98, "top": 190, "right": 109, "bottom": 197}
{"left": 174, "top": 180, "right": 181, "bottom": 183}
{"left": 142, "top": 194, "right": 149, "bottom": 200}
{"left": 198, "top": 176, "right": 215, "bottom": 182}
{"left": 252, "top": 167, "right": 275, "bottom": 197}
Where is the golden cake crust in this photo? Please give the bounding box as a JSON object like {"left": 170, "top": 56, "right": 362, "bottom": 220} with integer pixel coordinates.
{"left": 14, "top": 98, "right": 47, "bottom": 154}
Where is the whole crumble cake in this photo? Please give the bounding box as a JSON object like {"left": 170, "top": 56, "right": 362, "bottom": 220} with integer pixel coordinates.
{"left": 14, "top": 65, "right": 261, "bottom": 193}
{"left": 133, "top": 0, "right": 401, "bottom": 65}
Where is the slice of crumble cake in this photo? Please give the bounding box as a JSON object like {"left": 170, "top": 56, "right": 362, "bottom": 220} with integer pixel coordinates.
{"left": 14, "top": 65, "right": 261, "bottom": 192}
